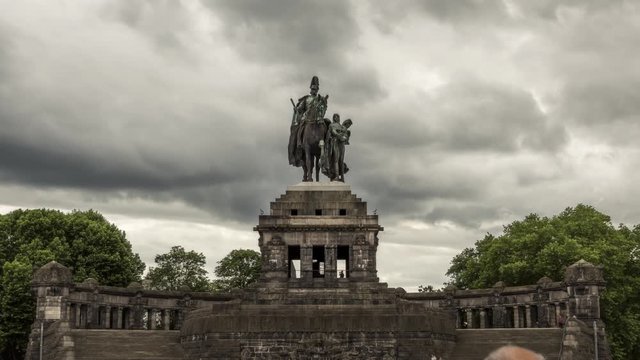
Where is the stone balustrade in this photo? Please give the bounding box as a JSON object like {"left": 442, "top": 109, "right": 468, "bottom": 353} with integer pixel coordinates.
{"left": 404, "top": 259, "right": 605, "bottom": 330}
{"left": 31, "top": 261, "right": 235, "bottom": 331}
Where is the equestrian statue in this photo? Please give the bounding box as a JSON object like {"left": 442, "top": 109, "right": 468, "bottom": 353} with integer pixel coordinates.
{"left": 288, "top": 76, "right": 352, "bottom": 182}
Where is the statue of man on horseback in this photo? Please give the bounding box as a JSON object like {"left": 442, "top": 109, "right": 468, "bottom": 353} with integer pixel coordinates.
{"left": 288, "top": 76, "right": 352, "bottom": 182}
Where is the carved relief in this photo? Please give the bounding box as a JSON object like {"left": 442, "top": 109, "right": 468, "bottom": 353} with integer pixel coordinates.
{"left": 239, "top": 333, "right": 396, "bottom": 359}
{"left": 268, "top": 236, "right": 285, "bottom": 246}
{"left": 354, "top": 235, "right": 367, "bottom": 245}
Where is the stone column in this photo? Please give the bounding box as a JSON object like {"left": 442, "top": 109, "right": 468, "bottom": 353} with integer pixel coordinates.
{"left": 176, "top": 310, "right": 184, "bottom": 330}
{"left": 150, "top": 309, "right": 157, "bottom": 330}
{"left": 75, "top": 305, "right": 82, "bottom": 328}
{"left": 105, "top": 306, "right": 111, "bottom": 329}
{"left": 539, "top": 304, "right": 549, "bottom": 327}
{"left": 324, "top": 245, "right": 337, "bottom": 281}
{"left": 129, "top": 307, "right": 136, "bottom": 329}
{"left": 65, "top": 303, "right": 72, "bottom": 324}
{"left": 480, "top": 309, "right": 486, "bottom": 329}
{"left": 300, "top": 245, "right": 313, "bottom": 282}
{"left": 513, "top": 306, "right": 520, "bottom": 328}
{"left": 525, "top": 305, "right": 532, "bottom": 328}
{"left": 116, "top": 307, "right": 123, "bottom": 329}
{"left": 163, "top": 310, "right": 170, "bottom": 330}
{"left": 466, "top": 309, "right": 473, "bottom": 329}
{"left": 493, "top": 306, "right": 504, "bottom": 328}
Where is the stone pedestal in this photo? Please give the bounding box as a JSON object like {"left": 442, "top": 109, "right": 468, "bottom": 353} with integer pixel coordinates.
{"left": 181, "top": 183, "right": 457, "bottom": 359}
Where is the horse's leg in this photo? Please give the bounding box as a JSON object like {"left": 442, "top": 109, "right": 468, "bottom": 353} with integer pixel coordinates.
{"left": 315, "top": 154, "right": 320, "bottom": 182}
{"left": 304, "top": 145, "right": 312, "bottom": 182}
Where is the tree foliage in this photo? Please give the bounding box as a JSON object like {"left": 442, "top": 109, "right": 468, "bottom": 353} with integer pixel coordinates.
{"left": 211, "top": 249, "right": 261, "bottom": 292}
{"left": 446, "top": 204, "right": 640, "bottom": 360}
{"left": 145, "top": 246, "right": 210, "bottom": 292}
{"left": 0, "top": 260, "right": 34, "bottom": 360}
{"left": 0, "top": 209, "right": 145, "bottom": 359}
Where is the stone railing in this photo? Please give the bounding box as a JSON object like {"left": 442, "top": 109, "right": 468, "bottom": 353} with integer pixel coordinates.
{"left": 31, "top": 261, "right": 235, "bottom": 331}
{"left": 404, "top": 259, "right": 606, "bottom": 330}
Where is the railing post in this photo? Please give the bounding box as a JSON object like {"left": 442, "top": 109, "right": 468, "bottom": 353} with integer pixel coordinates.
{"left": 594, "top": 321, "right": 598, "bottom": 360}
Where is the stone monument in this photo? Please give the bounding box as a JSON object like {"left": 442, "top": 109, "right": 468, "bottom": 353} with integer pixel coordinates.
{"left": 25, "top": 77, "right": 610, "bottom": 360}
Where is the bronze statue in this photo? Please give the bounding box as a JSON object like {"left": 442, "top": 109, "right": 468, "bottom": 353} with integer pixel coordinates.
{"left": 288, "top": 76, "right": 352, "bottom": 182}
{"left": 321, "top": 114, "right": 351, "bottom": 182}
{"left": 288, "top": 76, "right": 329, "bottom": 182}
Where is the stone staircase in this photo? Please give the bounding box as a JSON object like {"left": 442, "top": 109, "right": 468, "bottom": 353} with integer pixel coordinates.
{"left": 451, "top": 328, "right": 563, "bottom": 360}
{"left": 70, "top": 330, "right": 184, "bottom": 360}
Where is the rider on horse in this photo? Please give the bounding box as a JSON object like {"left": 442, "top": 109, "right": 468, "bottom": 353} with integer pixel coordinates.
{"left": 288, "top": 76, "right": 329, "bottom": 168}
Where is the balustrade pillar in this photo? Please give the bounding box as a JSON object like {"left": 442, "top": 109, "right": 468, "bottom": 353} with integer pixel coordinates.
{"left": 75, "top": 305, "right": 82, "bottom": 328}
{"left": 300, "top": 246, "right": 313, "bottom": 281}
{"left": 480, "top": 309, "right": 486, "bottom": 329}
{"left": 465, "top": 309, "right": 473, "bottom": 329}
{"left": 150, "top": 309, "right": 157, "bottom": 330}
{"left": 105, "top": 306, "right": 111, "bottom": 329}
{"left": 116, "top": 307, "right": 123, "bottom": 329}
{"left": 525, "top": 305, "right": 532, "bottom": 328}
{"left": 513, "top": 306, "right": 520, "bottom": 328}
{"left": 163, "top": 310, "right": 170, "bottom": 330}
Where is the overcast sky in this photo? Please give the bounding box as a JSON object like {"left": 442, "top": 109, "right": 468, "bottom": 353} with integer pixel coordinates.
{"left": 1, "top": 0, "right": 639, "bottom": 291}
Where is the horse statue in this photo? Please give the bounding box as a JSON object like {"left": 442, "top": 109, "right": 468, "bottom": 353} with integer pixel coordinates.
{"left": 300, "top": 118, "right": 329, "bottom": 182}
{"left": 288, "top": 76, "right": 330, "bottom": 182}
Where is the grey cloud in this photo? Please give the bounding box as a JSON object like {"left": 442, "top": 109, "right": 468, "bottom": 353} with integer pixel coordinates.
{"left": 424, "top": 204, "right": 499, "bottom": 228}
{"left": 360, "top": 78, "right": 567, "bottom": 153}
{"left": 202, "top": 0, "right": 387, "bottom": 104}
{"left": 513, "top": 0, "right": 630, "bottom": 21}
{"left": 353, "top": 166, "right": 484, "bottom": 219}
{"left": 546, "top": 3, "right": 640, "bottom": 143}
{"left": 368, "top": 0, "right": 507, "bottom": 30}
{"left": 417, "top": 0, "right": 507, "bottom": 22}
{"left": 204, "top": 0, "right": 355, "bottom": 65}
{"left": 100, "top": 0, "right": 192, "bottom": 53}
{"left": 562, "top": 80, "right": 640, "bottom": 126}
{"left": 433, "top": 79, "right": 567, "bottom": 152}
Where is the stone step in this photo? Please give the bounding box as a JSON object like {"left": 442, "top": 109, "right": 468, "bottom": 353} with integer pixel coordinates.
{"left": 451, "top": 328, "right": 563, "bottom": 360}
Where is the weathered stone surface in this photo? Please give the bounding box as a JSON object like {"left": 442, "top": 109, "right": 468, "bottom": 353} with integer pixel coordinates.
{"left": 26, "top": 185, "right": 611, "bottom": 359}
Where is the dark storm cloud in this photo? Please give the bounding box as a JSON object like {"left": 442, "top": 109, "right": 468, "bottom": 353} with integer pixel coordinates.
{"left": 202, "top": 0, "right": 387, "bottom": 104}
{"left": 355, "top": 172, "right": 482, "bottom": 218}
{"left": 360, "top": 78, "right": 566, "bottom": 153}
{"left": 204, "top": 0, "right": 356, "bottom": 65}
{"left": 550, "top": 5, "right": 640, "bottom": 132}
{"left": 0, "top": 135, "right": 235, "bottom": 190}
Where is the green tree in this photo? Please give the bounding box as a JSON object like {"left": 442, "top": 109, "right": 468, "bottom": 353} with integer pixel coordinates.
{"left": 0, "top": 260, "right": 34, "bottom": 360}
{"left": 0, "top": 209, "right": 145, "bottom": 359}
{"left": 145, "top": 246, "right": 210, "bottom": 292}
{"left": 211, "top": 249, "right": 261, "bottom": 291}
{"left": 446, "top": 204, "right": 640, "bottom": 360}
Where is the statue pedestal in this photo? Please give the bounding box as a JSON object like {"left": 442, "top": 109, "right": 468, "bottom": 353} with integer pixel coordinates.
{"left": 287, "top": 181, "right": 351, "bottom": 192}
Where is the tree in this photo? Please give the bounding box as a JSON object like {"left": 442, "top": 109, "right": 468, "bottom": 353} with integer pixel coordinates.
{"left": 446, "top": 204, "right": 640, "bottom": 360}
{"left": 0, "top": 209, "right": 145, "bottom": 359}
{"left": 211, "top": 249, "right": 261, "bottom": 292}
{"left": 145, "top": 246, "right": 210, "bottom": 292}
{"left": 0, "top": 260, "right": 34, "bottom": 360}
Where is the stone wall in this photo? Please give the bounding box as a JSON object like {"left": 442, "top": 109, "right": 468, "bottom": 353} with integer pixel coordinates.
{"left": 180, "top": 301, "right": 456, "bottom": 360}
